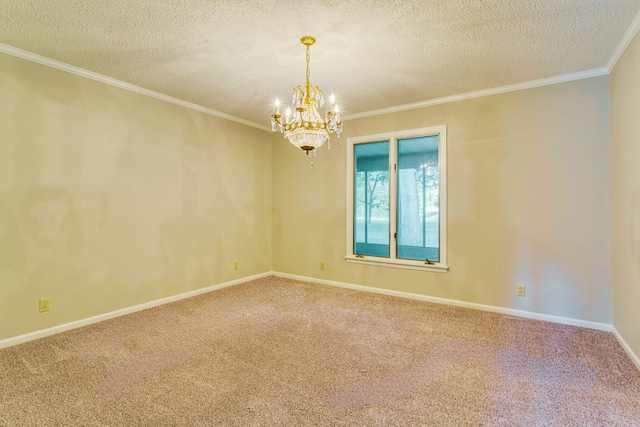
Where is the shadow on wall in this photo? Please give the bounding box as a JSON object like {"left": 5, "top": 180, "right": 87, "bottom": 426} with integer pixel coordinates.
{"left": 159, "top": 215, "right": 218, "bottom": 291}
{"left": 456, "top": 94, "right": 611, "bottom": 320}
{"left": 0, "top": 187, "right": 106, "bottom": 257}
{"left": 0, "top": 186, "right": 109, "bottom": 275}
{"left": 1, "top": 57, "right": 271, "bottom": 340}
{"left": 0, "top": 185, "right": 114, "bottom": 339}
{"left": 19, "top": 187, "right": 108, "bottom": 255}
{"left": 156, "top": 112, "right": 220, "bottom": 290}
{"left": 449, "top": 132, "right": 595, "bottom": 320}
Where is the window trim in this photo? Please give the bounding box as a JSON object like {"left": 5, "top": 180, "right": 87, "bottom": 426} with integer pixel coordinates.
{"left": 345, "top": 125, "right": 448, "bottom": 273}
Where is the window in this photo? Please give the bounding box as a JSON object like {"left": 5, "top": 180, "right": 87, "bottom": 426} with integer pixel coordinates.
{"left": 346, "top": 126, "right": 447, "bottom": 272}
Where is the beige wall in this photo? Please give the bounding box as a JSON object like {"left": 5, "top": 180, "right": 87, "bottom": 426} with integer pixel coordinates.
{"left": 0, "top": 52, "right": 272, "bottom": 341}
{"left": 611, "top": 32, "right": 640, "bottom": 358}
{"left": 273, "top": 76, "right": 611, "bottom": 323}
{"left": 0, "top": 47, "right": 615, "bottom": 343}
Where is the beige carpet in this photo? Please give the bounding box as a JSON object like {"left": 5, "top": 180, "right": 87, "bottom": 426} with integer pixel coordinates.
{"left": 1, "top": 276, "right": 639, "bottom": 426}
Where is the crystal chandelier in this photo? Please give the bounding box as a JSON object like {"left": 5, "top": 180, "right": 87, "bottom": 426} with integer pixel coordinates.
{"left": 271, "top": 36, "right": 342, "bottom": 168}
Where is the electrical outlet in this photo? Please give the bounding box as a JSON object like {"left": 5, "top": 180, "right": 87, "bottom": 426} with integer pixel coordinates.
{"left": 320, "top": 262, "right": 325, "bottom": 270}
{"left": 233, "top": 261, "right": 238, "bottom": 271}
{"left": 39, "top": 297, "right": 51, "bottom": 313}
{"left": 516, "top": 285, "right": 526, "bottom": 297}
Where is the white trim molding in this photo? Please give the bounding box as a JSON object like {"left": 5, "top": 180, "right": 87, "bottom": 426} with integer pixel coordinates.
{"left": 0, "top": 43, "right": 270, "bottom": 132}
{"left": 343, "top": 68, "right": 608, "bottom": 121}
{"left": 612, "top": 326, "right": 640, "bottom": 372}
{"left": 273, "top": 272, "right": 612, "bottom": 332}
{"left": 0, "top": 42, "right": 612, "bottom": 128}
{"left": 607, "top": 9, "right": 640, "bottom": 72}
{"left": 0, "top": 272, "right": 272, "bottom": 350}
{"left": 344, "top": 255, "right": 448, "bottom": 273}
{"left": 2, "top": 271, "right": 628, "bottom": 369}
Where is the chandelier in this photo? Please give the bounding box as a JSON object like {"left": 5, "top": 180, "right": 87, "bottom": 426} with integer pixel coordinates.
{"left": 271, "top": 36, "right": 342, "bottom": 168}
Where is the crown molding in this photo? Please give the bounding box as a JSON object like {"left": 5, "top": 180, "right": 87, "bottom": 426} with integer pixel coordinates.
{"left": 607, "top": 9, "right": 640, "bottom": 72}
{"left": 343, "top": 68, "right": 609, "bottom": 121}
{"left": 0, "top": 43, "right": 270, "bottom": 132}
{"left": 0, "top": 39, "right": 623, "bottom": 130}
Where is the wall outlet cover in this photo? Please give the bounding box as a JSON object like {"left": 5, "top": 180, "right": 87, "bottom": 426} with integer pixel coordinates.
{"left": 39, "top": 298, "right": 51, "bottom": 313}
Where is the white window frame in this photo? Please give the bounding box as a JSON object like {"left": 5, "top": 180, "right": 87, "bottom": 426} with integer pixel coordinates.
{"left": 345, "top": 125, "right": 448, "bottom": 273}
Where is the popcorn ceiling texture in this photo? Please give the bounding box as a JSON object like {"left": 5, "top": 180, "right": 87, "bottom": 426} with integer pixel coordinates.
{"left": 1, "top": 276, "right": 639, "bottom": 426}
{"left": 1, "top": 0, "right": 639, "bottom": 126}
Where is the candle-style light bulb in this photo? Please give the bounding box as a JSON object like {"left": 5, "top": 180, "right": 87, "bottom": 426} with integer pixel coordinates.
{"left": 275, "top": 98, "right": 280, "bottom": 114}
{"left": 334, "top": 104, "right": 340, "bottom": 113}
{"left": 285, "top": 107, "right": 291, "bottom": 120}
{"left": 330, "top": 93, "right": 336, "bottom": 104}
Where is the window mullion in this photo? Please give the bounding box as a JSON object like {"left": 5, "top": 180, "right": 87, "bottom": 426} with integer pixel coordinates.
{"left": 389, "top": 137, "right": 398, "bottom": 261}
{"left": 364, "top": 170, "right": 369, "bottom": 244}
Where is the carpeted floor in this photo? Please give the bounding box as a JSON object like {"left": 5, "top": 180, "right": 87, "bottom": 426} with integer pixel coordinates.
{"left": 1, "top": 276, "right": 639, "bottom": 426}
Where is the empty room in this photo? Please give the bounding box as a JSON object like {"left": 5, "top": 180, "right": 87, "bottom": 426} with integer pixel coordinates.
{"left": 1, "top": 1, "right": 640, "bottom": 425}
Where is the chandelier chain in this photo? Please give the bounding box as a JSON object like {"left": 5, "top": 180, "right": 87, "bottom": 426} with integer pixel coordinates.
{"left": 305, "top": 44, "right": 311, "bottom": 92}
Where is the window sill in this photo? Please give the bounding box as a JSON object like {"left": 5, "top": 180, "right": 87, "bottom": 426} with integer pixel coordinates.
{"left": 345, "top": 255, "right": 448, "bottom": 273}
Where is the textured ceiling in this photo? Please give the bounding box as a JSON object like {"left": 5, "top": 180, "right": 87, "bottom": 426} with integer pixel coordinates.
{"left": 2, "top": 1, "right": 640, "bottom": 128}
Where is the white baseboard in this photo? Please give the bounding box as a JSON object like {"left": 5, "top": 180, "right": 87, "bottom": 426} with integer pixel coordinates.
{"left": 272, "top": 272, "right": 612, "bottom": 332}
{"left": 612, "top": 326, "right": 640, "bottom": 371}
{"left": 1, "top": 271, "right": 618, "bottom": 353}
{"left": 0, "top": 272, "right": 271, "bottom": 350}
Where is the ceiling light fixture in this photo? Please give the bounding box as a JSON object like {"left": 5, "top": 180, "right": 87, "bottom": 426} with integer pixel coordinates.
{"left": 271, "top": 36, "right": 342, "bottom": 168}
